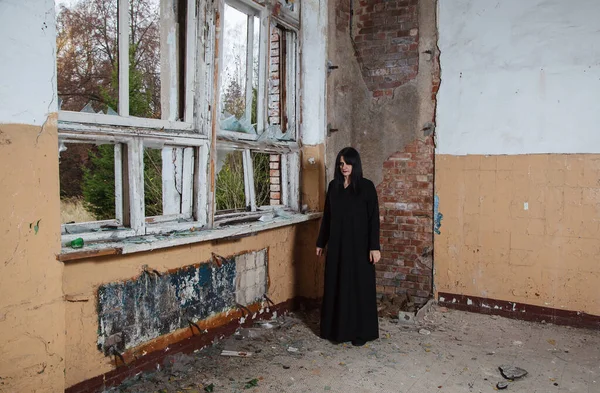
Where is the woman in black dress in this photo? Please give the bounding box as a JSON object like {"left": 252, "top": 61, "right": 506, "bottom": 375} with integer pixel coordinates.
{"left": 316, "top": 147, "right": 381, "bottom": 346}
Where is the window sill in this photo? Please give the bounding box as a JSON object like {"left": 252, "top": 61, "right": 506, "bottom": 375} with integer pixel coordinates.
{"left": 57, "top": 212, "right": 322, "bottom": 262}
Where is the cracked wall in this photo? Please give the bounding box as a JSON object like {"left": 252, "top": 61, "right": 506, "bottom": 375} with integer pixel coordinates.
{"left": 0, "top": 121, "right": 65, "bottom": 393}
{"left": 326, "top": 0, "right": 438, "bottom": 303}
{"left": 435, "top": 0, "right": 600, "bottom": 317}
{"left": 0, "top": 1, "right": 66, "bottom": 392}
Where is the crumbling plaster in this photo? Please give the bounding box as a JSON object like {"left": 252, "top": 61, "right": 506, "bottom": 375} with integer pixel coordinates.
{"left": 326, "top": 0, "right": 438, "bottom": 186}
{"left": 0, "top": 0, "right": 328, "bottom": 391}
{"left": 63, "top": 222, "right": 322, "bottom": 387}
{"left": 435, "top": 154, "right": 600, "bottom": 316}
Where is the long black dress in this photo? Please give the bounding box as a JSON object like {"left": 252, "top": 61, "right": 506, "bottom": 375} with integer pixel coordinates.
{"left": 316, "top": 177, "right": 380, "bottom": 343}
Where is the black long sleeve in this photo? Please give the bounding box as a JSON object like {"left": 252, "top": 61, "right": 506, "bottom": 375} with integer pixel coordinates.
{"left": 316, "top": 184, "right": 331, "bottom": 248}
{"left": 367, "top": 181, "right": 380, "bottom": 251}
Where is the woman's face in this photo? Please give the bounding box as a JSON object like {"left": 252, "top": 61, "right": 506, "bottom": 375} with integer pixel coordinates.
{"left": 339, "top": 156, "right": 353, "bottom": 177}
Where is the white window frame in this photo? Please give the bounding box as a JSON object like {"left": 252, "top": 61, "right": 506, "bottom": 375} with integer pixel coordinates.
{"left": 58, "top": 131, "right": 210, "bottom": 245}
{"left": 58, "top": 0, "right": 207, "bottom": 244}
{"left": 216, "top": 0, "right": 300, "bottom": 142}
{"left": 213, "top": 143, "right": 300, "bottom": 222}
{"left": 59, "top": 0, "right": 198, "bottom": 129}
{"left": 57, "top": 0, "right": 303, "bottom": 249}
{"left": 212, "top": 0, "right": 300, "bottom": 224}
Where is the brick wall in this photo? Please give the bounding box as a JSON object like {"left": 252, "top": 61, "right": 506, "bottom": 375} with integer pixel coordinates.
{"left": 335, "top": 0, "right": 351, "bottom": 33}
{"left": 331, "top": 0, "right": 436, "bottom": 304}
{"left": 376, "top": 137, "right": 434, "bottom": 305}
{"left": 353, "top": 0, "right": 419, "bottom": 97}
{"left": 269, "top": 27, "right": 281, "bottom": 127}
{"left": 268, "top": 27, "right": 282, "bottom": 206}
{"left": 269, "top": 154, "right": 281, "bottom": 205}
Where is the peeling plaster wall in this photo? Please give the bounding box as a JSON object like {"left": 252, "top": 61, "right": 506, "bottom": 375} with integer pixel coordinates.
{"left": 327, "top": 0, "right": 437, "bottom": 185}
{"left": 0, "top": 122, "right": 65, "bottom": 393}
{"left": 435, "top": 0, "right": 600, "bottom": 317}
{"left": 325, "top": 0, "right": 438, "bottom": 302}
{"left": 0, "top": 1, "right": 65, "bottom": 393}
{"left": 63, "top": 223, "right": 322, "bottom": 387}
{"left": 436, "top": 154, "right": 600, "bottom": 316}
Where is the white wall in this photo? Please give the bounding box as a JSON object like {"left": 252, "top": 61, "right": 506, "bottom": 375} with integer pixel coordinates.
{"left": 436, "top": 0, "right": 600, "bottom": 155}
{"left": 0, "top": 0, "right": 57, "bottom": 126}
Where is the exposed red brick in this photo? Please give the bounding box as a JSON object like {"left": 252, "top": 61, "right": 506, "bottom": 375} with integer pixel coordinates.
{"left": 269, "top": 154, "right": 282, "bottom": 205}
{"left": 351, "top": 0, "right": 419, "bottom": 96}
{"left": 376, "top": 137, "right": 434, "bottom": 305}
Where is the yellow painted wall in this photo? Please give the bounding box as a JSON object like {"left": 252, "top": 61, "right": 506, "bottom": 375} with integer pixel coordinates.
{"left": 435, "top": 154, "right": 600, "bottom": 316}
{"left": 0, "top": 119, "right": 66, "bottom": 393}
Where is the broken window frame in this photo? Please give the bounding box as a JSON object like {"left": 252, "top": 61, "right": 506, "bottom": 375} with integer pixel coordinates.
{"left": 58, "top": 130, "right": 210, "bottom": 245}
{"left": 213, "top": 142, "right": 300, "bottom": 226}
{"left": 266, "top": 23, "right": 299, "bottom": 139}
{"left": 216, "top": 0, "right": 299, "bottom": 142}
{"left": 57, "top": 0, "right": 210, "bottom": 242}
{"left": 56, "top": 0, "right": 304, "bottom": 249}
{"left": 58, "top": 0, "right": 198, "bottom": 130}
{"left": 211, "top": 0, "right": 301, "bottom": 227}
{"left": 143, "top": 143, "right": 204, "bottom": 234}
{"left": 59, "top": 138, "right": 133, "bottom": 240}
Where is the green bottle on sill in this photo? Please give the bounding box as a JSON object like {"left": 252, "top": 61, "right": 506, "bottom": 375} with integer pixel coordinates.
{"left": 70, "top": 237, "right": 84, "bottom": 249}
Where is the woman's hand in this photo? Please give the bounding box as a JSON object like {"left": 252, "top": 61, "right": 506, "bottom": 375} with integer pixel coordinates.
{"left": 370, "top": 250, "right": 381, "bottom": 264}
{"left": 316, "top": 247, "right": 324, "bottom": 256}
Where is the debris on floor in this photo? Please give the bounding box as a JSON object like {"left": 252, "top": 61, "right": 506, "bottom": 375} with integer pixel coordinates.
{"left": 377, "top": 293, "right": 414, "bottom": 319}
{"left": 105, "top": 304, "right": 600, "bottom": 393}
{"left": 220, "top": 350, "right": 252, "bottom": 357}
{"left": 498, "top": 364, "right": 528, "bottom": 380}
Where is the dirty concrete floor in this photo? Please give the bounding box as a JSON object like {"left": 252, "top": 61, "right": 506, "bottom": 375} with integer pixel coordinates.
{"left": 110, "top": 305, "right": 600, "bottom": 393}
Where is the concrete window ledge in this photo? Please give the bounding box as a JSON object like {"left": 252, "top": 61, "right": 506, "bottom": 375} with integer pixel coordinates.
{"left": 58, "top": 212, "right": 322, "bottom": 262}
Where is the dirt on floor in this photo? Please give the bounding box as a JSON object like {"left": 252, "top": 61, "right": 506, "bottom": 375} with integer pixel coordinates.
{"left": 105, "top": 304, "right": 600, "bottom": 393}
{"left": 377, "top": 293, "right": 416, "bottom": 318}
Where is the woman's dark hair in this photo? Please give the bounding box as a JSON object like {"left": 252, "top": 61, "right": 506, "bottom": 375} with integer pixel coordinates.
{"left": 334, "top": 147, "right": 363, "bottom": 193}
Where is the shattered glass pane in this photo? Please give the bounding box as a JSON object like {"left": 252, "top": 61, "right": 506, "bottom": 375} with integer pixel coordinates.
{"left": 252, "top": 152, "right": 272, "bottom": 207}
{"left": 130, "top": 0, "right": 163, "bottom": 120}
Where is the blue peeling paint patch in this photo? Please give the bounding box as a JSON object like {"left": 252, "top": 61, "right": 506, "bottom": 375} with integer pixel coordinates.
{"left": 434, "top": 195, "right": 443, "bottom": 235}
{"left": 97, "top": 258, "right": 236, "bottom": 353}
